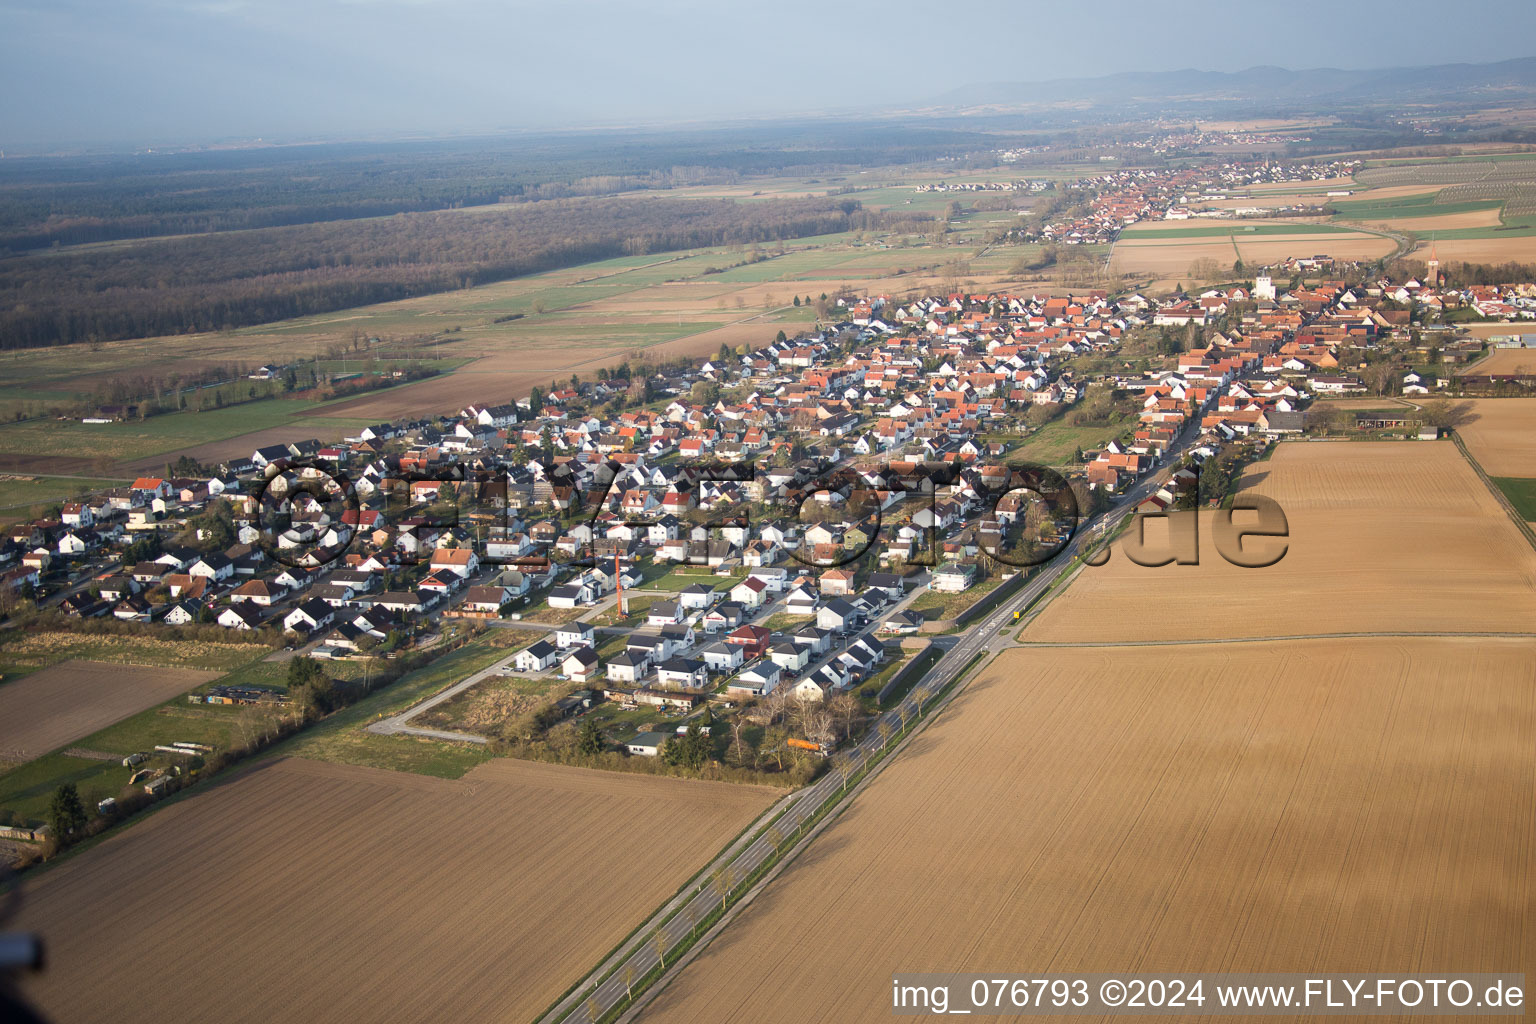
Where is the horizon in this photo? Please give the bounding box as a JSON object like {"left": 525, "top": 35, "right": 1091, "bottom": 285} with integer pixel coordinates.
{"left": 4, "top": 0, "right": 1536, "bottom": 149}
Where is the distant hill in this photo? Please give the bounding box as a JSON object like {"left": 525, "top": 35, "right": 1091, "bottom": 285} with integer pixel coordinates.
{"left": 934, "top": 57, "right": 1536, "bottom": 112}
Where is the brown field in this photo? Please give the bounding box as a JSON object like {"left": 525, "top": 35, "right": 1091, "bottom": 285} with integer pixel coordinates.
{"left": 1360, "top": 208, "right": 1507, "bottom": 232}
{"left": 1460, "top": 321, "right": 1536, "bottom": 339}
{"left": 0, "top": 660, "right": 221, "bottom": 760}
{"left": 1464, "top": 348, "right": 1536, "bottom": 377}
{"left": 16, "top": 755, "right": 776, "bottom": 1024}
{"left": 1110, "top": 234, "right": 1392, "bottom": 277}
{"left": 1454, "top": 398, "right": 1536, "bottom": 477}
{"left": 1024, "top": 441, "right": 1536, "bottom": 643}
{"left": 641, "top": 638, "right": 1534, "bottom": 1023}
{"left": 1241, "top": 175, "right": 1355, "bottom": 191}
{"left": 1410, "top": 236, "right": 1536, "bottom": 263}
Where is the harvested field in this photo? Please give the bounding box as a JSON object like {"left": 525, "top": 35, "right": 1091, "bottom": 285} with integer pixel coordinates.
{"left": 1411, "top": 235, "right": 1536, "bottom": 263}
{"left": 1356, "top": 208, "right": 1506, "bottom": 232}
{"left": 1454, "top": 398, "right": 1536, "bottom": 477}
{"left": 1024, "top": 441, "right": 1536, "bottom": 643}
{"left": 1110, "top": 233, "right": 1391, "bottom": 276}
{"left": 1464, "top": 348, "right": 1536, "bottom": 377}
{"left": 641, "top": 638, "right": 1535, "bottom": 1023}
{"left": 17, "top": 756, "right": 776, "bottom": 1024}
{"left": 0, "top": 660, "right": 220, "bottom": 761}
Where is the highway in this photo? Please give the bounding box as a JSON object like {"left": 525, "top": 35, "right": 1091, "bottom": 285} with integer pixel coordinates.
{"left": 534, "top": 420, "right": 1202, "bottom": 1024}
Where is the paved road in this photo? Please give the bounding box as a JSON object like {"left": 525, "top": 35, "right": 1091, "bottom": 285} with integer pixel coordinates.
{"left": 536, "top": 421, "right": 1205, "bottom": 1024}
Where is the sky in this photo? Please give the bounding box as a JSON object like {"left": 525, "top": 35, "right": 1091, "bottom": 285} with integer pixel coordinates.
{"left": 3, "top": 0, "right": 1536, "bottom": 148}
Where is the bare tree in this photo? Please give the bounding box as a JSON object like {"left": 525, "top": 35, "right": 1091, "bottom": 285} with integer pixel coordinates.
{"left": 586, "top": 995, "right": 601, "bottom": 1024}
{"left": 829, "top": 691, "right": 860, "bottom": 741}
{"left": 712, "top": 864, "right": 737, "bottom": 910}
{"left": 834, "top": 752, "right": 857, "bottom": 793}
{"left": 878, "top": 718, "right": 894, "bottom": 750}
{"left": 766, "top": 823, "right": 784, "bottom": 850}
{"left": 652, "top": 928, "right": 669, "bottom": 970}
{"left": 805, "top": 709, "right": 837, "bottom": 751}
{"left": 687, "top": 900, "right": 702, "bottom": 938}
{"left": 623, "top": 963, "right": 637, "bottom": 1003}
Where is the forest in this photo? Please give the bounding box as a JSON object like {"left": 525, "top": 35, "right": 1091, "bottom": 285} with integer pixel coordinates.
{"left": 0, "top": 121, "right": 1002, "bottom": 252}
{"left": 0, "top": 195, "right": 933, "bottom": 349}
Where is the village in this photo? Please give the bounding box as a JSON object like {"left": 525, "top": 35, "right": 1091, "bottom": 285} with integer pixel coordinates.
{"left": 2, "top": 236, "right": 1532, "bottom": 789}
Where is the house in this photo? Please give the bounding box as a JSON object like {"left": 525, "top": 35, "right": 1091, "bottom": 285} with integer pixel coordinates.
{"left": 726, "top": 624, "right": 771, "bottom": 658}
{"left": 514, "top": 640, "right": 560, "bottom": 673}
{"left": 931, "top": 562, "right": 976, "bottom": 593}
{"left": 880, "top": 609, "right": 924, "bottom": 634}
{"left": 625, "top": 731, "right": 671, "bottom": 757}
{"left": 816, "top": 597, "right": 860, "bottom": 633}
{"left": 162, "top": 599, "right": 203, "bottom": 626}
{"left": 547, "top": 582, "right": 595, "bottom": 608}
{"left": 429, "top": 547, "right": 479, "bottom": 578}
{"left": 866, "top": 571, "right": 911, "bottom": 600}
{"left": 677, "top": 583, "right": 719, "bottom": 611}
{"left": 699, "top": 641, "right": 744, "bottom": 674}
{"left": 561, "top": 646, "right": 600, "bottom": 683}
{"left": 463, "top": 585, "right": 509, "bottom": 614}
{"left": 230, "top": 579, "right": 286, "bottom": 606}
{"left": 701, "top": 602, "right": 745, "bottom": 633}
{"left": 784, "top": 585, "right": 819, "bottom": 615}
{"left": 283, "top": 599, "right": 335, "bottom": 635}
{"left": 646, "top": 600, "right": 683, "bottom": 626}
{"left": 768, "top": 641, "right": 810, "bottom": 674}
{"left": 729, "top": 576, "right": 769, "bottom": 609}
{"left": 625, "top": 633, "right": 674, "bottom": 664}
{"left": 655, "top": 657, "right": 708, "bottom": 690}
{"left": 217, "top": 605, "right": 265, "bottom": 631}
{"left": 818, "top": 568, "right": 856, "bottom": 596}
{"left": 554, "top": 621, "right": 596, "bottom": 649}
{"left": 728, "top": 659, "right": 782, "bottom": 697}
{"left": 606, "top": 651, "right": 650, "bottom": 684}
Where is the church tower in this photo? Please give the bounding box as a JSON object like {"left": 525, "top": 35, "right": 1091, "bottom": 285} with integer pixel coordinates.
{"left": 1425, "top": 239, "right": 1440, "bottom": 289}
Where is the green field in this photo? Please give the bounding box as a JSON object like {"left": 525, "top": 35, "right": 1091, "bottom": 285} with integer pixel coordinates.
{"left": 0, "top": 397, "right": 373, "bottom": 463}
{"left": 1492, "top": 477, "right": 1536, "bottom": 521}
{"left": 1330, "top": 196, "right": 1504, "bottom": 221}
{"left": 1005, "top": 419, "right": 1126, "bottom": 466}
{"left": 0, "top": 474, "right": 122, "bottom": 514}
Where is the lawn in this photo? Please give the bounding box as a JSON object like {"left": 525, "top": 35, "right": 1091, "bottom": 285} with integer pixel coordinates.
{"left": 1006, "top": 419, "right": 1127, "bottom": 467}
{"left": 908, "top": 577, "right": 1003, "bottom": 621}
{"left": 759, "top": 612, "right": 812, "bottom": 632}
{"left": 1492, "top": 477, "right": 1536, "bottom": 521}
{"left": 0, "top": 754, "right": 131, "bottom": 827}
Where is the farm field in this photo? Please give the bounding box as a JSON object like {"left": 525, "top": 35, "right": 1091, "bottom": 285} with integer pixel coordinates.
{"left": 1109, "top": 230, "right": 1392, "bottom": 277}
{"left": 15, "top": 755, "right": 777, "bottom": 1024}
{"left": 1463, "top": 348, "right": 1536, "bottom": 378}
{"left": 1023, "top": 441, "right": 1536, "bottom": 643}
{"left": 1454, "top": 398, "right": 1536, "bottom": 478}
{"left": 639, "top": 637, "right": 1535, "bottom": 1023}
{"left": 0, "top": 659, "right": 220, "bottom": 762}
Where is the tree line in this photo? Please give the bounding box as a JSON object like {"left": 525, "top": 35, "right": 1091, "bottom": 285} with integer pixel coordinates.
{"left": 0, "top": 196, "right": 931, "bottom": 349}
